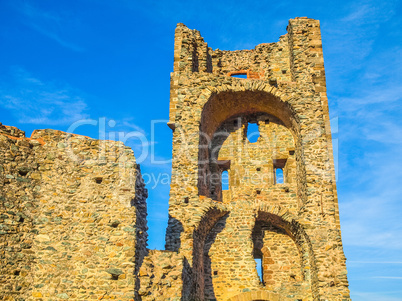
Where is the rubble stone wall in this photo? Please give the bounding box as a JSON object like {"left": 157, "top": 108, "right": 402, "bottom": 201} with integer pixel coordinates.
{"left": 138, "top": 250, "right": 191, "bottom": 301}
{"left": 0, "top": 124, "right": 40, "bottom": 301}
{"left": 162, "top": 17, "right": 350, "bottom": 301}
{"left": 0, "top": 125, "right": 148, "bottom": 301}
{"left": 0, "top": 16, "right": 350, "bottom": 301}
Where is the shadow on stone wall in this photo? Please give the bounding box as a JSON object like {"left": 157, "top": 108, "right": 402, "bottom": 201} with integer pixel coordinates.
{"left": 165, "top": 215, "right": 184, "bottom": 252}
{"left": 203, "top": 214, "right": 228, "bottom": 300}
{"left": 132, "top": 164, "right": 149, "bottom": 299}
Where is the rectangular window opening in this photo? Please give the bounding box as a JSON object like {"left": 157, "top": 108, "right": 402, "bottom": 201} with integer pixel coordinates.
{"left": 222, "top": 170, "right": 229, "bottom": 191}
{"left": 231, "top": 73, "right": 247, "bottom": 79}
{"left": 273, "top": 159, "right": 287, "bottom": 184}
{"left": 275, "top": 168, "right": 284, "bottom": 184}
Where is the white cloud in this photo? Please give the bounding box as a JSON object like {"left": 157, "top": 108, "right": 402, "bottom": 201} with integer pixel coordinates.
{"left": 15, "top": 1, "right": 84, "bottom": 52}
{"left": 0, "top": 67, "right": 89, "bottom": 125}
{"left": 352, "top": 291, "right": 402, "bottom": 301}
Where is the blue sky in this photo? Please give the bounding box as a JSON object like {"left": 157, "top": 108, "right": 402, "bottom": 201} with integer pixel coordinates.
{"left": 0, "top": 0, "right": 401, "bottom": 299}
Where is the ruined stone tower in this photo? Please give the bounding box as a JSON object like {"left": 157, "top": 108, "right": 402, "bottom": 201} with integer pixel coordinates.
{"left": 160, "top": 17, "right": 350, "bottom": 300}
{"left": 0, "top": 17, "right": 350, "bottom": 301}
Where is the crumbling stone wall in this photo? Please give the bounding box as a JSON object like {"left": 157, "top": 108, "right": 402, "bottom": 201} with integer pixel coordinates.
{"left": 160, "top": 17, "right": 350, "bottom": 301}
{"left": 1, "top": 16, "right": 351, "bottom": 301}
{"left": 0, "top": 124, "right": 40, "bottom": 300}
{"left": 0, "top": 125, "right": 148, "bottom": 300}
{"left": 137, "top": 250, "right": 191, "bottom": 300}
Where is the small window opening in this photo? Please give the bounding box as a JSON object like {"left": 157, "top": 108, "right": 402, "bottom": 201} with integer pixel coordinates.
{"left": 211, "top": 186, "right": 216, "bottom": 196}
{"left": 247, "top": 123, "right": 260, "bottom": 143}
{"left": 14, "top": 271, "right": 20, "bottom": 276}
{"left": 269, "top": 78, "right": 278, "bottom": 87}
{"left": 184, "top": 197, "right": 189, "bottom": 204}
{"left": 18, "top": 217, "right": 24, "bottom": 223}
{"left": 255, "top": 258, "right": 263, "bottom": 283}
{"left": 289, "top": 150, "right": 295, "bottom": 156}
{"left": 231, "top": 73, "right": 247, "bottom": 79}
{"left": 256, "top": 190, "right": 261, "bottom": 195}
{"left": 18, "top": 169, "right": 29, "bottom": 176}
{"left": 265, "top": 119, "right": 270, "bottom": 124}
{"left": 213, "top": 271, "right": 218, "bottom": 276}
{"left": 256, "top": 167, "right": 261, "bottom": 172}
{"left": 222, "top": 170, "right": 229, "bottom": 191}
{"left": 275, "top": 168, "right": 284, "bottom": 184}
{"left": 111, "top": 274, "right": 119, "bottom": 280}
{"left": 95, "top": 177, "right": 103, "bottom": 184}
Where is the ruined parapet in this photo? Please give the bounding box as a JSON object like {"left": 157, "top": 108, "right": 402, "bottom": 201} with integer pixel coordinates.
{"left": 0, "top": 126, "right": 148, "bottom": 300}
{"left": 163, "top": 17, "right": 350, "bottom": 300}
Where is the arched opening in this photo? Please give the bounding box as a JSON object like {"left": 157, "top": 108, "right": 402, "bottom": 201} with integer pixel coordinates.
{"left": 198, "top": 90, "right": 303, "bottom": 203}
{"left": 203, "top": 214, "right": 228, "bottom": 300}
{"left": 251, "top": 208, "right": 317, "bottom": 300}
{"left": 191, "top": 208, "right": 229, "bottom": 300}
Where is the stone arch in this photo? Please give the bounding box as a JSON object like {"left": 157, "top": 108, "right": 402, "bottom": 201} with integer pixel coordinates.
{"left": 197, "top": 83, "right": 306, "bottom": 206}
{"left": 190, "top": 205, "right": 229, "bottom": 300}
{"left": 199, "top": 83, "right": 300, "bottom": 139}
{"left": 252, "top": 203, "right": 319, "bottom": 300}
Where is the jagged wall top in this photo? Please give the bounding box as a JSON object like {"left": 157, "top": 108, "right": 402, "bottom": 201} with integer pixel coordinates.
{"left": 173, "top": 17, "right": 323, "bottom": 84}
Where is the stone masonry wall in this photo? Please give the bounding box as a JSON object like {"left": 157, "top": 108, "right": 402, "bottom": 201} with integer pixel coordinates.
{"left": 0, "top": 123, "right": 41, "bottom": 301}
{"left": 0, "top": 125, "right": 148, "bottom": 301}
{"left": 138, "top": 250, "right": 191, "bottom": 301}
{"left": 0, "top": 16, "right": 350, "bottom": 301}
{"left": 160, "top": 17, "right": 351, "bottom": 301}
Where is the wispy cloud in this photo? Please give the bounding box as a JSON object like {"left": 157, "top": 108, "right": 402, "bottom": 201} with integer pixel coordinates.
{"left": 15, "top": 1, "right": 84, "bottom": 52}
{"left": 352, "top": 291, "right": 402, "bottom": 301}
{"left": 0, "top": 67, "right": 89, "bottom": 125}
{"left": 323, "top": 0, "right": 399, "bottom": 85}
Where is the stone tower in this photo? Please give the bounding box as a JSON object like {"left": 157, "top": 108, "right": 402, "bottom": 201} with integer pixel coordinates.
{"left": 163, "top": 17, "right": 350, "bottom": 300}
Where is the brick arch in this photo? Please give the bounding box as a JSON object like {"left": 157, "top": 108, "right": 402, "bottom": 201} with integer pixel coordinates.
{"left": 226, "top": 290, "right": 280, "bottom": 301}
